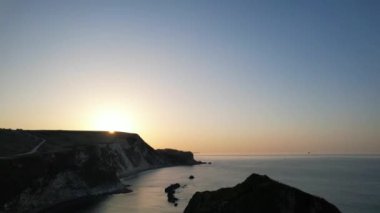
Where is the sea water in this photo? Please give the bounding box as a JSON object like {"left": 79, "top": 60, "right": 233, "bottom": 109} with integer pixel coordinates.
{"left": 68, "top": 155, "right": 380, "bottom": 213}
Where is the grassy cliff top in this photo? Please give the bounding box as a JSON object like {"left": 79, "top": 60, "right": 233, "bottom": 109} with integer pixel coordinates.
{"left": 0, "top": 129, "right": 140, "bottom": 157}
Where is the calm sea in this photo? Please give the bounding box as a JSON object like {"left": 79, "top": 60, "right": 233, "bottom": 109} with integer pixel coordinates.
{"left": 66, "top": 155, "right": 380, "bottom": 213}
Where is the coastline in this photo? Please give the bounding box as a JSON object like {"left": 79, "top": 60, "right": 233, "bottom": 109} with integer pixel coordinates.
{"left": 39, "top": 163, "right": 203, "bottom": 212}
{"left": 0, "top": 130, "right": 202, "bottom": 213}
{"left": 37, "top": 155, "right": 380, "bottom": 213}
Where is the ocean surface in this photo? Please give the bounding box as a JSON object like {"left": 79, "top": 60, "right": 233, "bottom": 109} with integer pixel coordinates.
{"left": 68, "top": 155, "right": 380, "bottom": 213}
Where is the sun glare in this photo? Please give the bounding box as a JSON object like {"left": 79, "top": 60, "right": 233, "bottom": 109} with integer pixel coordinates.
{"left": 93, "top": 110, "right": 134, "bottom": 133}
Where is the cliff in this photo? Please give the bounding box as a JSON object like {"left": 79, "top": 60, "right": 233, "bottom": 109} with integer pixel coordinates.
{"left": 0, "top": 129, "right": 199, "bottom": 212}
{"left": 184, "top": 173, "right": 341, "bottom": 213}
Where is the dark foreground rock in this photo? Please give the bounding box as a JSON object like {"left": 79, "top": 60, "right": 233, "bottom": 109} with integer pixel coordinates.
{"left": 184, "top": 173, "right": 341, "bottom": 213}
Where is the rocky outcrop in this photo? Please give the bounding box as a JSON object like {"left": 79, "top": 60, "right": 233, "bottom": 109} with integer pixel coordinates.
{"left": 0, "top": 130, "right": 200, "bottom": 213}
{"left": 164, "top": 183, "right": 181, "bottom": 204}
{"left": 184, "top": 173, "right": 341, "bottom": 213}
{"left": 156, "top": 148, "right": 202, "bottom": 165}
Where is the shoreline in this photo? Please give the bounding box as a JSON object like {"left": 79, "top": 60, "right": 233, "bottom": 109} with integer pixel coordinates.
{"left": 0, "top": 130, "right": 203, "bottom": 212}
{"left": 38, "top": 163, "right": 202, "bottom": 213}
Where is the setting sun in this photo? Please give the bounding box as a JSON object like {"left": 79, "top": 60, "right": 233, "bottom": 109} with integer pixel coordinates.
{"left": 92, "top": 110, "right": 134, "bottom": 133}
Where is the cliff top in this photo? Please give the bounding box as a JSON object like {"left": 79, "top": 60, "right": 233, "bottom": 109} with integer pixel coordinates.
{"left": 0, "top": 129, "right": 142, "bottom": 157}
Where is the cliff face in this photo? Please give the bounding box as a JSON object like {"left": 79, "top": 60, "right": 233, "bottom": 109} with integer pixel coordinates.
{"left": 185, "top": 173, "right": 341, "bottom": 213}
{"left": 0, "top": 130, "right": 199, "bottom": 213}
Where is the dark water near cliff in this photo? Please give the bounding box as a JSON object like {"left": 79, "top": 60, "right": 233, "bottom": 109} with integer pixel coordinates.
{"left": 68, "top": 155, "right": 380, "bottom": 213}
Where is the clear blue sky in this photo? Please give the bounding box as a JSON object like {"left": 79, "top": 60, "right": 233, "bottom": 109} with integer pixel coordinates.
{"left": 1, "top": 0, "right": 379, "bottom": 154}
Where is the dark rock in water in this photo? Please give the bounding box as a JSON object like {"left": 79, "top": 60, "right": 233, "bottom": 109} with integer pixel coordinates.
{"left": 165, "top": 183, "right": 180, "bottom": 193}
{"left": 165, "top": 183, "right": 181, "bottom": 204}
{"left": 189, "top": 175, "right": 194, "bottom": 179}
{"left": 174, "top": 203, "right": 178, "bottom": 207}
{"left": 208, "top": 162, "right": 212, "bottom": 164}
{"left": 184, "top": 173, "right": 341, "bottom": 213}
{"left": 168, "top": 193, "right": 178, "bottom": 203}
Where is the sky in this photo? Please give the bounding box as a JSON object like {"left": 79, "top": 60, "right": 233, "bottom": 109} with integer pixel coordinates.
{"left": 1, "top": 0, "right": 379, "bottom": 154}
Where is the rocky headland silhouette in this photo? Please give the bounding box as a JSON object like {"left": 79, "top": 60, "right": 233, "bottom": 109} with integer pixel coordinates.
{"left": 0, "top": 129, "right": 201, "bottom": 212}
{"left": 184, "top": 173, "right": 341, "bottom": 213}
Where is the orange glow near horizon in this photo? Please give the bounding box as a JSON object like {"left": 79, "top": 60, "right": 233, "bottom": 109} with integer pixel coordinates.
{"left": 92, "top": 109, "right": 135, "bottom": 133}
{"left": 0, "top": 1, "right": 379, "bottom": 155}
